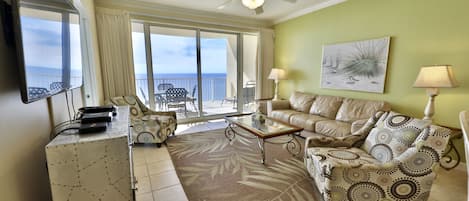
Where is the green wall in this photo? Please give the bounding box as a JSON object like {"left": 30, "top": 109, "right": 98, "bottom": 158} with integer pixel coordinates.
{"left": 274, "top": 0, "right": 469, "bottom": 162}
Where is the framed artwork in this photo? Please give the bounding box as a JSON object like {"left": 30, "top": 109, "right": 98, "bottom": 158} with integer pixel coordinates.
{"left": 320, "top": 37, "right": 391, "bottom": 93}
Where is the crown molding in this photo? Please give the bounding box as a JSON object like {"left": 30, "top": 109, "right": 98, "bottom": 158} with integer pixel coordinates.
{"left": 95, "top": 0, "right": 273, "bottom": 28}
{"left": 273, "top": 0, "right": 347, "bottom": 24}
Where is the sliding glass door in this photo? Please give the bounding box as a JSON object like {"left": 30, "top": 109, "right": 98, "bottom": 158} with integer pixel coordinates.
{"left": 150, "top": 26, "right": 199, "bottom": 118}
{"left": 200, "top": 31, "right": 238, "bottom": 116}
{"left": 132, "top": 22, "right": 253, "bottom": 121}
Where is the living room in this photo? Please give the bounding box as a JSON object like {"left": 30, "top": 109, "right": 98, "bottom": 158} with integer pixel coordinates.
{"left": 0, "top": 0, "right": 468, "bottom": 201}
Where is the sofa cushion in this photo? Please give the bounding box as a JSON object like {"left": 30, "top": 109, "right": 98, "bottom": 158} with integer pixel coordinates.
{"left": 290, "top": 114, "right": 329, "bottom": 132}
{"left": 336, "top": 98, "right": 391, "bottom": 123}
{"left": 309, "top": 95, "right": 343, "bottom": 119}
{"left": 315, "top": 120, "right": 352, "bottom": 137}
{"left": 270, "top": 110, "right": 303, "bottom": 123}
{"left": 362, "top": 111, "right": 431, "bottom": 163}
{"left": 289, "top": 91, "right": 316, "bottom": 113}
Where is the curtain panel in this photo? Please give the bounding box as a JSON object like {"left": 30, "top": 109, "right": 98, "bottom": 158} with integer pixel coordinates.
{"left": 96, "top": 8, "right": 136, "bottom": 100}
{"left": 256, "top": 28, "right": 275, "bottom": 99}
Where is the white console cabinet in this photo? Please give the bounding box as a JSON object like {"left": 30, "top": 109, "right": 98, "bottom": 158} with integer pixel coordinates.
{"left": 46, "top": 106, "right": 135, "bottom": 201}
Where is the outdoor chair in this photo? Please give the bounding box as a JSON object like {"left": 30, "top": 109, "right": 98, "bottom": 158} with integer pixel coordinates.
{"left": 157, "top": 83, "right": 174, "bottom": 92}
{"left": 139, "top": 87, "right": 150, "bottom": 106}
{"left": 50, "top": 82, "right": 65, "bottom": 92}
{"left": 108, "top": 95, "right": 177, "bottom": 147}
{"left": 186, "top": 85, "right": 198, "bottom": 113}
{"left": 28, "top": 87, "right": 49, "bottom": 99}
{"left": 166, "top": 88, "right": 188, "bottom": 116}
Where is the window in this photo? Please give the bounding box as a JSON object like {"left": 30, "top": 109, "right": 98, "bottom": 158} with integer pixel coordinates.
{"left": 131, "top": 22, "right": 258, "bottom": 121}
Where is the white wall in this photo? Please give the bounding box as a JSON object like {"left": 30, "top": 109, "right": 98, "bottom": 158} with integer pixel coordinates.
{"left": 0, "top": 1, "right": 87, "bottom": 200}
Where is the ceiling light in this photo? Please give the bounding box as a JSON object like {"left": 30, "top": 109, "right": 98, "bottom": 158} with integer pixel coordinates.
{"left": 241, "top": 0, "right": 264, "bottom": 9}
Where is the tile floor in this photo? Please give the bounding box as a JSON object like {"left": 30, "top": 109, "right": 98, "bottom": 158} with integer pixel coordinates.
{"left": 133, "top": 120, "right": 468, "bottom": 201}
{"left": 133, "top": 120, "right": 227, "bottom": 201}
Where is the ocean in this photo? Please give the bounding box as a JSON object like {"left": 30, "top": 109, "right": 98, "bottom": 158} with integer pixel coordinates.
{"left": 135, "top": 73, "right": 228, "bottom": 101}
{"left": 25, "top": 66, "right": 228, "bottom": 101}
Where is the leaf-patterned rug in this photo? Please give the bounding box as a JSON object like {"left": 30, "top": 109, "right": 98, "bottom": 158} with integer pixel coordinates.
{"left": 166, "top": 129, "right": 321, "bottom": 201}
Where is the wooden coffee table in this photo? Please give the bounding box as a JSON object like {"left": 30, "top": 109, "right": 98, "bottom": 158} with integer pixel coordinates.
{"left": 224, "top": 113, "right": 304, "bottom": 164}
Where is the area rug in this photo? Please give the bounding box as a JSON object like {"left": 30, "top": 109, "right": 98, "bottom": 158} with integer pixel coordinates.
{"left": 166, "top": 129, "right": 321, "bottom": 201}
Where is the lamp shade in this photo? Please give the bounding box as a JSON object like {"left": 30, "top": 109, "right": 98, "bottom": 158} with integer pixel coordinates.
{"left": 413, "top": 65, "right": 459, "bottom": 88}
{"left": 268, "top": 68, "right": 286, "bottom": 80}
{"left": 241, "top": 0, "right": 264, "bottom": 9}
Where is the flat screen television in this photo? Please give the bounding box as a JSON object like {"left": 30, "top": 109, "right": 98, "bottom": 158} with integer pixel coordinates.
{"left": 11, "top": 0, "right": 83, "bottom": 103}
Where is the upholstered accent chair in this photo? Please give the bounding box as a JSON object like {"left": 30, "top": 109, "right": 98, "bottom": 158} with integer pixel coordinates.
{"left": 305, "top": 111, "right": 452, "bottom": 201}
{"left": 109, "top": 96, "right": 177, "bottom": 146}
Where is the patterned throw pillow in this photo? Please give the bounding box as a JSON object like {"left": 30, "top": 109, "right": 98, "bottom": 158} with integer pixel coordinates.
{"left": 361, "top": 111, "right": 431, "bottom": 163}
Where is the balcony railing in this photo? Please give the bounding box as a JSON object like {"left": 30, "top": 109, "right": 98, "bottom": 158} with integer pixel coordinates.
{"left": 136, "top": 76, "right": 228, "bottom": 103}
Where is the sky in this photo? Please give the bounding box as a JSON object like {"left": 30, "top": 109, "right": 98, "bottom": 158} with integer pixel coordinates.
{"left": 21, "top": 15, "right": 82, "bottom": 70}
{"left": 21, "top": 13, "right": 228, "bottom": 76}
{"left": 132, "top": 31, "right": 230, "bottom": 75}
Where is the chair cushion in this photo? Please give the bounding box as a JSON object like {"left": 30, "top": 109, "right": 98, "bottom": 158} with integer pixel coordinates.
{"left": 270, "top": 110, "right": 303, "bottom": 123}
{"left": 289, "top": 114, "right": 329, "bottom": 132}
{"left": 336, "top": 98, "right": 391, "bottom": 123}
{"left": 362, "top": 111, "right": 431, "bottom": 163}
{"left": 315, "top": 120, "right": 352, "bottom": 137}
{"left": 309, "top": 95, "right": 343, "bottom": 119}
{"left": 289, "top": 91, "right": 316, "bottom": 113}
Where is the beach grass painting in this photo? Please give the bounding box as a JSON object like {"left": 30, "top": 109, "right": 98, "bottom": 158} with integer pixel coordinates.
{"left": 320, "top": 37, "right": 391, "bottom": 93}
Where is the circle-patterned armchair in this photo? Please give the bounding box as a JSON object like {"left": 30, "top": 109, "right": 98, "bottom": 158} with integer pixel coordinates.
{"left": 109, "top": 96, "right": 177, "bottom": 147}
{"left": 304, "top": 111, "right": 452, "bottom": 201}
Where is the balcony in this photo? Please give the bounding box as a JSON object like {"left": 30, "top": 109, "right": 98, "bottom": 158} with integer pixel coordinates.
{"left": 136, "top": 75, "right": 255, "bottom": 119}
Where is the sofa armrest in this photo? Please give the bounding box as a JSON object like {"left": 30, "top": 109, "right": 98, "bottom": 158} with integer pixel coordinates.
{"left": 304, "top": 134, "right": 364, "bottom": 156}
{"left": 267, "top": 100, "right": 291, "bottom": 116}
{"left": 144, "top": 110, "right": 176, "bottom": 118}
{"left": 351, "top": 119, "right": 369, "bottom": 133}
{"left": 143, "top": 110, "right": 177, "bottom": 129}
{"left": 304, "top": 111, "right": 386, "bottom": 157}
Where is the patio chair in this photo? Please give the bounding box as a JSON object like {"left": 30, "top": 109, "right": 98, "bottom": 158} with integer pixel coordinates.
{"left": 50, "top": 82, "right": 65, "bottom": 92}
{"left": 140, "top": 87, "right": 167, "bottom": 110}
{"left": 166, "top": 88, "right": 188, "bottom": 117}
{"left": 243, "top": 86, "right": 255, "bottom": 105}
{"left": 139, "top": 87, "right": 150, "bottom": 106}
{"left": 28, "top": 87, "right": 49, "bottom": 99}
{"left": 186, "top": 85, "right": 198, "bottom": 113}
{"left": 157, "top": 83, "right": 174, "bottom": 92}
{"left": 108, "top": 95, "right": 177, "bottom": 147}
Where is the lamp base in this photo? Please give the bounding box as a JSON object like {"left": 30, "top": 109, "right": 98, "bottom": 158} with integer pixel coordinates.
{"left": 273, "top": 80, "right": 279, "bottom": 101}
{"left": 423, "top": 88, "right": 439, "bottom": 121}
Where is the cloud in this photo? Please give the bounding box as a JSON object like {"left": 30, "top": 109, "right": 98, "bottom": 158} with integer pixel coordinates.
{"left": 21, "top": 16, "right": 82, "bottom": 70}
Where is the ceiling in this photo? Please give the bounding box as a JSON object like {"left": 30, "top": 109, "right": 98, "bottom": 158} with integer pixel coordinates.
{"left": 119, "top": 0, "right": 346, "bottom": 24}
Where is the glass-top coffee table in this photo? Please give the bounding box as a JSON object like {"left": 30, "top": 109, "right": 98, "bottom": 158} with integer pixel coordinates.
{"left": 224, "top": 113, "right": 304, "bottom": 164}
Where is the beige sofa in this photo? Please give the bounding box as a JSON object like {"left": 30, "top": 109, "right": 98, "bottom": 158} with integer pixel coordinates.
{"left": 267, "top": 91, "right": 391, "bottom": 147}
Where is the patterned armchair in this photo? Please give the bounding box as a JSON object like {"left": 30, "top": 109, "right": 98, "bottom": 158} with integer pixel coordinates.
{"left": 304, "top": 111, "right": 451, "bottom": 201}
{"left": 109, "top": 96, "right": 177, "bottom": 146}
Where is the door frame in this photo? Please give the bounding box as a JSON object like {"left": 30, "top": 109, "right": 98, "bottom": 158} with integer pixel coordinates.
{"left": 135, "top": 22, "right": 246, "bottom": 123}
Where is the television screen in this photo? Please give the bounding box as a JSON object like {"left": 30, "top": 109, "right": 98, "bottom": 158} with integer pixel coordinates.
{"left": 13, "top": 0, "right": 83, "bottom": 103}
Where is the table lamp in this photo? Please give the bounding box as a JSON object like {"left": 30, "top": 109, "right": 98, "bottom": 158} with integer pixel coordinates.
{"left": 413, "top": 65, "right": 458, "bottom": 121}
{"left": 268, "top": 68, "right": 286, "bottom": 100}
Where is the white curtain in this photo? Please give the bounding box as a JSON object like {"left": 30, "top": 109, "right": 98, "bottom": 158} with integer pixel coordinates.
{"left": 96, "top": 8, "right": 136, "bottom": 100}
{"left": 256, "top": 28, "right": 275, "bottom": 99}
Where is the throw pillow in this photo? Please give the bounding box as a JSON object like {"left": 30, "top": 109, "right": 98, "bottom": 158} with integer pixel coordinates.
{"left": 361, "top": 111, "right": 431, "bottom": 163}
